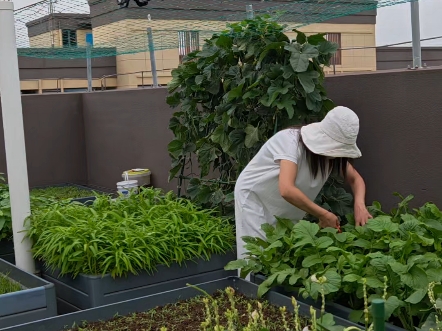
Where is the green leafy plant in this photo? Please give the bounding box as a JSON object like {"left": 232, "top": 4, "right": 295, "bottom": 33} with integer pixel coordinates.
{"left": 226, "top": 194, "right": 442, "bottom": 330}
{"left": 30, "top": 185, "right": 96, "bottom": 201}
{"left": 419, "top": 282, "right": 442, "bottom": 331}
{"left": 26, "top": 187, "right": 235, "bottom": 278}
{"left": 167, "top": 16, "right": 342, "bottom": 216}
{"left": 0, "top": 175, "right": 12, "bottom": 241}
{"left": 0, "top": 272, "right": 22, "bottom": 295}
{"left": 0, "top": 175, "right": 65, "bottom": 242}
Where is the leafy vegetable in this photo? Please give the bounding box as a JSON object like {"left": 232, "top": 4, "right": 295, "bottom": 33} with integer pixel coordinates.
{"left": 0, "top": 272, "right": 22, "bottom": 295}
{"left": 30, "top": 185, "right": 96, "bottom": 201}
{"left": 167, "top": 16, "right": 340, "bottom": 216}
{"left": 226, "top": 194, "right": 442, "bottom": 330}
{"left": 26, "top": 188, "right": 235, "bottom": 278}
{"left": 0, "top": 175, "right": 12, "bottom": 241}
{"left": 0, "top": 175, "right": 69, "bottom": 242}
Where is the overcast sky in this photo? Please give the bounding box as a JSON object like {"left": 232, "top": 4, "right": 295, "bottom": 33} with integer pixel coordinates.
{"left": 12, "top": 0, "right": 442, "bottom": 46}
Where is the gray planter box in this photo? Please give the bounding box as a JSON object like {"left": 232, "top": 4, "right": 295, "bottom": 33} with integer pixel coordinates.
{"left": 0, "top": 258, "right": 57, "bottom": 329}
{"left": 42, "top": 250, "right": 237, "bottom": 313}
{"left": 3, "top": 276, "right": 362, "bottom": 331}
{"left": 252, "top": 273, "right": 406, "bottom": 331}
{"left": 0, "top": 240, "right": 14, "bottom": 264}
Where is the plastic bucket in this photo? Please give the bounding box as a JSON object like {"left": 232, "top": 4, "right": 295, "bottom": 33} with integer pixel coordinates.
{"left": 117, "top": 180, "right": 138, "bottom": 197}
{"left": 122, "top": 169, "right": 151, "bottom": 187}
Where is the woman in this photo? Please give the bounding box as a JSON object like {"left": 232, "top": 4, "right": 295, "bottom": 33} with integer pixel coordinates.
{"left": 234, "top": 106, "right": 372, "bottom": 260}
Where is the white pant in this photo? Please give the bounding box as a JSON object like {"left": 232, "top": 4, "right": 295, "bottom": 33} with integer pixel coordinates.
{"left": 235, "top": 195, "right": 269, "bottom": 282}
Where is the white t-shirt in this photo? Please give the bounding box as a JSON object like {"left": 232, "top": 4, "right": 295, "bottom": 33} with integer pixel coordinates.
{"left": 235, "top": 128, "right": 329, "bottom": 224}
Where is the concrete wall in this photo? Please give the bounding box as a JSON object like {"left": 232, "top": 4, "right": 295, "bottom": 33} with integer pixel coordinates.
{"left": 0, "top": 93, "right": 87, "bottom": 188}
{"left": 377, "top": 47, "right": 442, "bottom": 70}
{"left": 325, "top": 67, "right": 442, "bottom": 209}
{"left": 19, "top": 57, "right": 116, "bottom": 80}
{"left": 1, "top": 67, "right": 442, "bottom": 209}
{"left": 81, "top": 88, "right": 176, "bottom": 192}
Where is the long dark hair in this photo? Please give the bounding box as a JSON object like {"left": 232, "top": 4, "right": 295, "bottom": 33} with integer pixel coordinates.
{"left": 289, "top": 126, "right": 350, "bottom": 180}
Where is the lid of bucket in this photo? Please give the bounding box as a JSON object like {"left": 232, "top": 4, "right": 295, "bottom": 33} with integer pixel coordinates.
{"left": 123, "top": 169, "right": 150, "bottom": 175}
{"left": 117, "top": 180, "right": 138, "bottom": 186}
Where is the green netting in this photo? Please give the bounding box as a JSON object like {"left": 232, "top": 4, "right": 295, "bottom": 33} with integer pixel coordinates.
{"left": 14, "top": 0, "right": 419, "bottom": 59}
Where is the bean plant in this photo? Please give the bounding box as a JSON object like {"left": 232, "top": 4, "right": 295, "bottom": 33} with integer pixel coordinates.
{"left": 26, "top": 188, "right": 235, "bottom": 278}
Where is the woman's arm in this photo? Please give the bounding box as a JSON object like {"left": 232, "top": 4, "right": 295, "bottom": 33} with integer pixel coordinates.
{"left": 346, "top": 163, "right": 372, "bottom": 226}
{"left": 279, "top": 160, "right": 339, "bottom": 228}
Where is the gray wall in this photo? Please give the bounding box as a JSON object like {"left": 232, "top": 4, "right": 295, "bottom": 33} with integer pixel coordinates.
{"left": 0, "top": 93, "right": 87, "bottom": 188}
{"left": 18, "top": 57, "right": 116, "bottom": 80}
{"left": 1, "top": 66, "right": 442, "bottom": 210}
{"left": 377, "top": 47, "right": 442, "bottom": 70}
{"left": 82, "top": 88, "right": 176, "bottom": 192}
{"left": 325, "top": 67, "right": 442, "bottom": 209}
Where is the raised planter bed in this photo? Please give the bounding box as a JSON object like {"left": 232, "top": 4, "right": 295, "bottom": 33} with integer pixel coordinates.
{"left": 0, "top": 258, "right": 57, "bottom": 329}
{"left": 251, "top": 273, "right": 406, "bottom": 331}
{"left": 0, "top": 240, "right": 14, "bottom": 264}
{"left": 30, "top": 183, "right": 105, "bottom": 205}
{"left": 2, "top": 276, "right": 362, "bottom": 331}
{"left": 42, "top": 250, "right": 237, "bottom": 314}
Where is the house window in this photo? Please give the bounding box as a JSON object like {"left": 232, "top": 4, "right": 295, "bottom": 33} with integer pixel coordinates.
{"left": 62, "top": 29, "right": 77, "bottom": 48}
{"left": 178, "top": 31, "right": 199, "bottom": 63}
{"left": 326, "top": 33, "right": 342, "bottom": 65}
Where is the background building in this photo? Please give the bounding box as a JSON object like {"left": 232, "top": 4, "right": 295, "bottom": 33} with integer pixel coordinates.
{"left": 19, "top": 0, "right": 441, "bottom": 94}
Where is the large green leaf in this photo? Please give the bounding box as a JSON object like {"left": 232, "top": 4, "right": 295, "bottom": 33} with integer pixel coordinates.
{"left": 322, "top": 270, "right": 341, "bottom": 294}
{"left": 275, "top": 95, "right": 297, "bottom": 119}
{"left": 257, "top": 273, "right": 278, "bottom": 297}
{"left": 302, "top": 255, "right": 323, "bottom": 268}
{"left": 225, "top": 259, "right": 248, "bottom": 270}
{"left": 294, "top": 29, "right": 307, "bottom": 44}
{"left": 211, "top": 125, "right": 231, "bottom": 152}
{"left": 307, "top": 33, "right": 327, "bottom": 45}
{"left": 197, "top": 143, "right": 218, "bottom": 165}
{"left": 267, "top": 81, "right": 293, "bottom": 105}
{"left": 287, "top": 43, "right": 319, "bottom": 73}
{"left": 293, "top": 221, "right": 320, "bottom": 248}
{"left": 366, "top": 216, "right": 399, "bottom": 233}
{"left": 384, "top": 296, "right": 405, "bottom": 320}
{"left": 401, "top": 265, "right": 429, "bottom": 289}
{"left": 298, "top": 71, "right": 320, "bottom": 94}
{"left": 244, "top": 125, "right": 260, "bottom": 148}
{"left": 225, "top": 84, "right": 244, "bottom": 101}
{"left": 405, "top": 288, "right": 427, "bottom": 304}
{"left": 168, "top": 139, "right": 184, "bottom": 158}
{"left": 318, "top": 41, "right": 339, "bottom": 55}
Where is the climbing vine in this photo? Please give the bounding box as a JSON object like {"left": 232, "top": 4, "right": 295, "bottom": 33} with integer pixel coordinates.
{"left": 167, "top": 16, "right": 352, "bottom": 217}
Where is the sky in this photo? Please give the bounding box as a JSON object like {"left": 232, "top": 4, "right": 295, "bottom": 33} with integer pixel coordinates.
{"left": 11, "top": 0, "right": 442, "bottom": 47}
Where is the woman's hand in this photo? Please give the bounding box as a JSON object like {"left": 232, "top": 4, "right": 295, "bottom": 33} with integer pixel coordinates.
{"left": 354, "top": 203, "right": 373, "bottom": 226}
{"left": 318, "top": 211, "right": 340, "bottom": 229}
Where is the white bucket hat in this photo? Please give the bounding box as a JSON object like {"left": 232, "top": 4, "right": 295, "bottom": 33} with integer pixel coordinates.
{"left": 300, "top": 106, "right": 362, "bottom": 158}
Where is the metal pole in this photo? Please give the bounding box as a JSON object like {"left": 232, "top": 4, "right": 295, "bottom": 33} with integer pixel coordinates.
{"left": 246, "top": 4, "right": 254, "bottom": 19}
{"left": 0, "top": 1, "right": 35, "bottom": 273}
{"left": 371, "top": 299, "right": 386, "bottom": 331}
{"left": 147, "top": 28, "right": 159, "bottom": 88}
{"left": 86, "top": 33, "right": 93, "bottom": 92}
{"left": 410, "top": 0, "right": 422, "bottom": 68}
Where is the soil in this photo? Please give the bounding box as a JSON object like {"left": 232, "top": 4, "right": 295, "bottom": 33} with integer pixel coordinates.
{"left": 67, "top": 289, "right": 310, "bottom": 331}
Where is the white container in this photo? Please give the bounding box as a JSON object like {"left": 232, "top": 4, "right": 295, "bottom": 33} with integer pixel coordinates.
{"left": 122, "top": 169, "right": 151, "bottom": 187}
{"left": 117, "top": 180, "right": 138, "bottom": 197}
